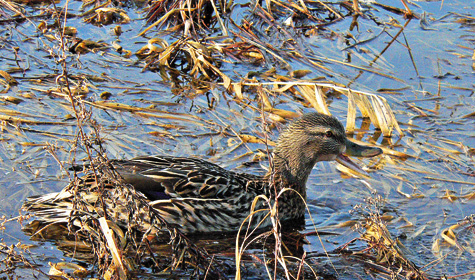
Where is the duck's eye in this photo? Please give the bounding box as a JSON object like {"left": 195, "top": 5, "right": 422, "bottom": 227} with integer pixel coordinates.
{"left": 325, "top": 131, "right": 333, "bottom": 137}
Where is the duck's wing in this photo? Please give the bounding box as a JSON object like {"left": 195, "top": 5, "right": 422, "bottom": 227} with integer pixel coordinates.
{"left": 112, "top": 156, "right": 264, "bottom": 201}
{"left": 23, "top": 156, "right": 268, "bottom": 234}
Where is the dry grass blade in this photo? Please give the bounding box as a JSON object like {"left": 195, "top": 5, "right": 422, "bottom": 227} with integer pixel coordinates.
{"left": 209, "top": 0, "right": 227, "bottom": 36}
{"left": 232, "top": 82, "right": 244, "bottom": 100}
{"left": 346, "top": 91, "right": 357, "bottom": 133}
{"left": 0, "top": 113, "right": 69, "bottom": 125}
{"left": 0, "top": 70, "right": 18, "bottom": 88}
{"left": 296, "top": 85, "right": 329, "bottom": 114}
{"left": 98, "top": 217, "right": 128, "bottom": 279}
{"left": 269, "top": 0, "right": 313, "bottom": 20}
{"left": 86, "top": 101, "right": 205, "bottom": 125}
{"left": 369, "top": 94, "right": 399, "bottom": 137}
{"left": 235, "top": 195, "right": 271, "bottom": 280}
{"left": 425, "top": 177, "right": 475, "bottom": 186}
{"left": 256, "top": 86, "right": 301, "bottom": 119}
{"left": 315, "top": 0, "right": 342, "bottom": 19}
{"left": 333, "top": 85, "right": 403, "bottom": 137}
{"left": 139, "top": 8, "right": 188, "bottom": 37}
{"left": 234, "top": 180, "right": 335, "bottom": 280}
{"left": 239, "top": 134, "right": 276, "bottom": 146}
{"left": 236, "top": 80, "right": 400, "bottom": 136}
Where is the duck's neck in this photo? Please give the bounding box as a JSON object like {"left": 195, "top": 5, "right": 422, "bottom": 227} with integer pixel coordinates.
{"left": 265, "top": 153, "right": 316, "bottom": 199}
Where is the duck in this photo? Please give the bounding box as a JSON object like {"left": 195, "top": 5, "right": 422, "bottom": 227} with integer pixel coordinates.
{"left": 22, "top": 112, "right": 382, "bottom": 235}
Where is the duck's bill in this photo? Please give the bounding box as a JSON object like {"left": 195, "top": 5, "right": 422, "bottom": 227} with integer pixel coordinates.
{"left": 344, "top": 139, "right": 383, "bottom": 158}
{"left": 336, "top": 140, "right": 383, "bottom": 177}
{"left": 336, "top": 154, "right": 369, "bottom": 176}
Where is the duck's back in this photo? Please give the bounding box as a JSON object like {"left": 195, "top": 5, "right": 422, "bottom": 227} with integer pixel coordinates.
{"left": 23, "top": 156, "right": 271, "bottom": 234}
{"left": 113, "top": 156, "right": 264, "bottom": 200}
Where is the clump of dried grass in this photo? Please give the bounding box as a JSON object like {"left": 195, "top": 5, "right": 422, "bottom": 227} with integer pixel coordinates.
{"left": 344, "top": 196, "right": 429, "bottom": 280}
{"left": 0, "top": 240, "right": 49, "bottom": 278}
{"left": 136, "top": 37, "right": 231, "bottom": 93}
{"left": 144, "top": 0, "right": 230, "bottom": 36}
{"left": 14, "top": 6, "right": 229, "bottom": 280}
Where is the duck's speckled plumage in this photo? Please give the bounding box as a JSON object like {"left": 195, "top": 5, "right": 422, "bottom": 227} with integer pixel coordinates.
{"left": 23, "top": 112, "right": 382, "bottom": 234}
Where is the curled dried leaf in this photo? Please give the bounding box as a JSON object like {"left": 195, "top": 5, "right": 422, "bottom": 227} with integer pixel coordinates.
{"left": 289, "top": 69, "right": 312, "bottom": 79}
{"left": 0, "top": 96, "right": 23, "bottom": 104}
{"left": 63, "top": 26, "right": 77, "bottom": 36}
{"left": 49, "top": 262, "right": 88, "bottom": 278}
{"left": 84, "top": 8, "right": 130, "bottom": 25}
{"left": 69, "top": 39, "right": 108, "bottom": 54}
{"left": 113, "top": 25, "right": 122, "bottom": 36}
{"left": 440, "top": 223, "right": 465, "bottom": 250}
{"left": 37, "top": 21, "right": 47, "bottom": 33}
{"left": 0, "top": 70, "right": 18, "bottom": 86}
{"left": 238, "top": 134, "right": 276, "bottom": 146}
{"left": 136, "top": 38, "right": 169, "bottom": 60}
{"left": 441, "top": 189, "right": 458, "bottom": 202}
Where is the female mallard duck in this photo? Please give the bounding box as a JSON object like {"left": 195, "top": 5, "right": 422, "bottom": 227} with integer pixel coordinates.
{"left": 23, "top": 112, "right": 382, "bottom": 234}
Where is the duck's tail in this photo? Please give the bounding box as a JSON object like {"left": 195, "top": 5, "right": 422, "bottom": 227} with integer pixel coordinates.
{"left": 22, "top": 190, "right": 75, "bottom": 224}
{"left": 22, "top": 186, "right": 161, "bottom": 238}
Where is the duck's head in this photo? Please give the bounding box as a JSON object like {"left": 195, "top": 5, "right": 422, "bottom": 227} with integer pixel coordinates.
{"left": 271, "top": 112, "right": 382, "bottom": 186}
